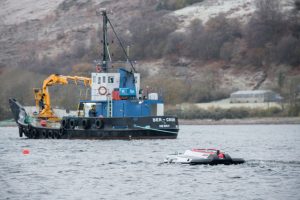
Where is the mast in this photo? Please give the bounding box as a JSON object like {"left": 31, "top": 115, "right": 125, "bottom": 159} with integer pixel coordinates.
{"left": 99, "top": 9, "right": 137, "bottom": 73}
{"left": 102, "top": 10, "right": 109, "bottom": 72}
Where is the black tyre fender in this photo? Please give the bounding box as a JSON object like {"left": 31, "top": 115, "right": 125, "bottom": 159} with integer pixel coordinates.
{"left": 51, "top": 131, "right": 56, "bottom": 139}
{"left": 42, "top": 130, "right": 47, "bottom": 138}
{"left": 18, "top": 127, "right": 23, "bottom": 137}
{"left": 32, "top": 129, "right": 38, "bottom": 139}
{"left": 23, "top": 127, "right": 29, "bottom": 137}
{"left": 48, "top": 130, "right": 53, "bottom": 139}
{"left": 61, "top": 119, "right": 68, "bottom": 129}
{"left": 58, "top": 129, "right": 64, "bottom": 138}
{"left": 95, "top": 119, "right": 103, "bottom": 129}
{"left": 82, "top": 119, "right": 90, "bottom": 129}
{"left": 53, "top": 131, "right": 59, "bottom": 139}
{"left": 69, "top": 119, "right": 76, "bottom": 129}
{"left": 27, "top": 128, "right": 33, "bottom": 139}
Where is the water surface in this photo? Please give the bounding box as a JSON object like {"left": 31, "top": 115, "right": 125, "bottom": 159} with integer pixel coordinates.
{"left": 0, "top": 125, "right": 299, "bottom": 200}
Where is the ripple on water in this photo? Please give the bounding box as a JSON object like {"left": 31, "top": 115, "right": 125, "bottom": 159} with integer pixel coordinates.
{"left": 0, "top": 125, "right": 300, "bottom": 200}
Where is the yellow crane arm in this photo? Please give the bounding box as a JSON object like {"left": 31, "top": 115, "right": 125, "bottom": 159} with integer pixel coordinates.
{"left": 33, "top": 74, "right": 91, "bottom": 120}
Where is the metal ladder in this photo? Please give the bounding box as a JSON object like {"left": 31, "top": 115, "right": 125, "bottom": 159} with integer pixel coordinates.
{"left": 107, "top": 95, "right": 113, "bottom": 117}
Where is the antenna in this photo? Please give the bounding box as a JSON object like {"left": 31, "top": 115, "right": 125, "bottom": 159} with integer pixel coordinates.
{"left": 96, "top": 9, "right": 137, "bottom": 73}
{"left": 101, "top": 10, "right": 109, "bottom": 72}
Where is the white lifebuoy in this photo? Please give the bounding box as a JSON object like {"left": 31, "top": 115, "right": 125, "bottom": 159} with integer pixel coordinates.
{"left": 98, "top": 86, "right": 107, "bottom": 95}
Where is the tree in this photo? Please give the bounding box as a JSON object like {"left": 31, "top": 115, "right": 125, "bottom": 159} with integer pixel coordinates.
{"left": 286, "top": 76, "right": 300, "bottom": 116}
{"left": 245, "top": 0, "right": 285, "bottom": 48}
{"left": 275, "top": 35, "right": 300, "bottom": 66}
{"left": 129, "top": 12, "right": 177, "bottom": 59}
{"left": 295, "top": 0, "right": 300, "bottom": 10}
{"left": 185, "top": 15, "right": 241, "bottom": 60}
{"left": 277, "top": 70, "right": 286, "bottom": 91}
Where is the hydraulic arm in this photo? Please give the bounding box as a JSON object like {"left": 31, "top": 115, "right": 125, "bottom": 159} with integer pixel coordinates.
{"left": 33, "top": 74, "right": 91, "bottom": 120}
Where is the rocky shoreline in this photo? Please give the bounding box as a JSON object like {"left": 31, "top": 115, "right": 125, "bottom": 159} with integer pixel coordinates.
{"left": 179, "top": 117, "right": 300, "bottom": 125}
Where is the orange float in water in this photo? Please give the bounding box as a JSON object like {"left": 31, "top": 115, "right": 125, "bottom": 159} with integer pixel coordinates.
{"left": 22, "top": 149, "right": 30, "bottom": 155}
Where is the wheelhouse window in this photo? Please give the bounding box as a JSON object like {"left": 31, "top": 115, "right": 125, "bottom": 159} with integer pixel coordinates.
{"left": 108, "top": 76, "right": 114, "bottom": 83}
{"left": 103, "top": 76, "right": 106, "bottom": 83}
{"left": 98, "top": 77, "right": 101, "bottom": 84}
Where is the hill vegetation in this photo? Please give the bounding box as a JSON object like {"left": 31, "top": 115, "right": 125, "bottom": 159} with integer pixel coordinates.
{"left": 128, "top": 0, "right": 300, "bottom": 67}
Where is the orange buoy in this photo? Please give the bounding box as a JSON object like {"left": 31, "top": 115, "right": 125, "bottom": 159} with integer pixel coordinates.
{"left": 22, "top": 149, "right": 30, "bottom": 155}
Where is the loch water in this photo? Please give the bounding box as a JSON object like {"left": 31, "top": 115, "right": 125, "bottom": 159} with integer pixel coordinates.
{"left": 0, "top": 125, "right": 299, "bottom": 200}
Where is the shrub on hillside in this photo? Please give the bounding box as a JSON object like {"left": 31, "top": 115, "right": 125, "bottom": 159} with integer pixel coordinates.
{"left": 288, "top": 104, "right": 300, "bottom": 117}
{"left": 183, "top": 15, "right": 241, "bottom": 61}
{"left": 142, "top": 75, "right": 231, "bottom": 105}
{"left": 129, "top": 13, "right": 177, "bottom": 59}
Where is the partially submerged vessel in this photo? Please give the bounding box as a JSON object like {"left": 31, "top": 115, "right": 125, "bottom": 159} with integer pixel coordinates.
{"left": 164, "top": 149, "right": 245, "bottom": 165}
{"left": 9, "top": 11, "right": 179, "bottom": 139}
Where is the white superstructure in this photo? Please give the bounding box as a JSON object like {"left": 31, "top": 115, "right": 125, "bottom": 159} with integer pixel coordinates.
{"left": 91, "top": 72, "right": 140, "bottom": 101}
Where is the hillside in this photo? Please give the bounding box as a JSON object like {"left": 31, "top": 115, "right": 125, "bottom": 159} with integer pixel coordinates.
{"left": 172, "top": 0, "right": 294, "bottom": 26}
{"left": 0, "top": 0, "right": 296, "bottom": 69}
{"left": 0, "top": 0, "right": 300, "bottom": 119}
{"left": 0, "top": 0, "right": 139, "bottom": 68}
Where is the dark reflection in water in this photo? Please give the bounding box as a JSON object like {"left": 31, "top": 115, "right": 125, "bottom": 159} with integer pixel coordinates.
{"left": 0, "top": 125, "right": 299, "bottom": 200}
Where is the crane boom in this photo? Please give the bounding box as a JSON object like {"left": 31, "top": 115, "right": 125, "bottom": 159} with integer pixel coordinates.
{"left": 33, "top": 74, "right": 91, "bottom": 120}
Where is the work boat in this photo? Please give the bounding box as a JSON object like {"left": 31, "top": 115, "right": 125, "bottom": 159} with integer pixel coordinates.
{"left": 164, "top": 149, "right": 245, "bottom": 165}
{"left": 9, "top": 11, "right": 179, "bottom": 140}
